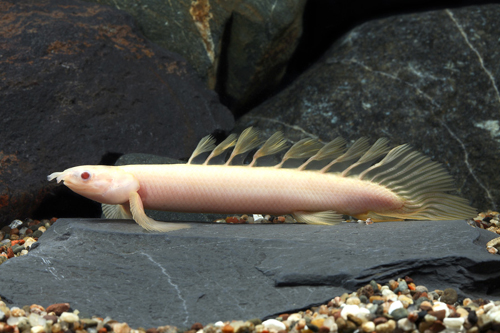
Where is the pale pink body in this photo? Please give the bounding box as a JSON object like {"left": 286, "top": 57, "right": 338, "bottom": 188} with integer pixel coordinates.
{"left": 118, "top": 164, "right": 404, "bottom": 216}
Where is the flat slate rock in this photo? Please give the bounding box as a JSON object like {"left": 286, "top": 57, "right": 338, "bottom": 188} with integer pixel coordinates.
{"left": 1, "top": 219, "right": 499, "bottom": 328}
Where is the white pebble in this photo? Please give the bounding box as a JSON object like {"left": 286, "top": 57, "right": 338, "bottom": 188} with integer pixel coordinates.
{"left": 214, "top": 321, "right": 224, "bottom": 328}
{"left": 397, "top": 318, "right": 416, "bottom": 331}
{"left": 262, "top": 319, "right": 286, "bottom": 331}
{"left": 322, "top": 317, "right": 337, "bottom": 331}
{"left": 484, "top": 302, "right": 495, "bottom": 313}
{"left": 59, "top": 312, "right": 79, "bottom": 323}
{"left": 356, "top": 308, "right": 371, "bottom": 321}
{"left": 31, "top": 326, "right": 45, "bottom": 333}
{"left": 7, "top": 316, "right": 24, "bottom": 325}
{"left": 389, "top": 301, "right": 403, "bottom": 314}
{"left": 361, "top": 321, "right": 374, "bottom": 332}
{"left": 341, "top": 304, "right": 359, "bottom": 320}
{"left": 443, "top": 317, "right": 464, "bottom": 329}
{"left": 432, "top": 301, "right": 450, "bottom": 317}
{"left": 29, "top": 313, "right": 46, "bottom": 327}
{"left": 287, "top": 313, "right": 302, "bottom": 322}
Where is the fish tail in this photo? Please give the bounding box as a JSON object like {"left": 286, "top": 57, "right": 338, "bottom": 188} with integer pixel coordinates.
{"left": 357, "top": 144, "right": 476, "bottom": 221}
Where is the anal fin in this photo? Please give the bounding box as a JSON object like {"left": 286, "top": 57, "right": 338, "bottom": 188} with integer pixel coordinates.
{"left": 102, "top": 203, "right": 133, "bottom": 220}
{"left": 292, "top": 211, "right": 343, "bottom": 225}
{"left": 129, "top": 192, "right": 191, "bottom": 232}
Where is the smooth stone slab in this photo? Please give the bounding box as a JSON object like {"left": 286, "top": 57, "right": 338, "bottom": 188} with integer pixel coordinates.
{"left": 0, "top": 219, "right": 499, "bottom": 328}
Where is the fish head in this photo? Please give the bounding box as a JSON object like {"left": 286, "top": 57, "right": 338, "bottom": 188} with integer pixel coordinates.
{"left": 48, "top": 165, "right": 139, "bottom": 205}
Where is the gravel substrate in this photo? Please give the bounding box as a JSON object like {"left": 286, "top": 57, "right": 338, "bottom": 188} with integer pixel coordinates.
{"left": 1, "top": 276, "right": 499, "bottom": 333}
{"left": 1, "top": 215, "right": 500, "bottom": 332}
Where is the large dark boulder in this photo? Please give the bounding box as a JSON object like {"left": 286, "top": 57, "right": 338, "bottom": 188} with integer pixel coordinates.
{"left": 236, "top": 4, "right": 500, "bottom": 212}
{"left": 0, "top": 219, "right": 498, "bottom": 328}
{"left": 86, "top": 0, "right": 307, "bottom": 112}
{"left": 0, "top": 0, "right": 234, "bottom": 226}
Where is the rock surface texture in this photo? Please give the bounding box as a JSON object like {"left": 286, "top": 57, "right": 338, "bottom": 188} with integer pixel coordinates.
{"left": 236, "top": 5, "right": 500, "bottom": 212}
{"left": 87, "top": 0, "right": 306, "bottom": 111}
{"left": 0, "top": 0, "right": 234, "bottom": 225}
{"left": 0, "top": 219, "right": 498, "bottom": 328}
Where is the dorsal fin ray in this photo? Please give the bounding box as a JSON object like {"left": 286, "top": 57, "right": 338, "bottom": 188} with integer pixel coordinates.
{"left": 187, "top": 135, "right": 216, "bottom": 164}
{"left": 225, "top": 127, "right": 263, "bottom": 165}
{"left": 203, "top": 133, "right": 237, "bottom": 165}
{"left": 275, "top": 138, "right": 323, "bottom": 168}
{"left": 341, "top": 138, "right": 391, "bottom": 177}
{"left": 298, "top": 137, "right": 346, "bottom": 171}
{"left": 321, "top": 137, "right": 370, "bottom": 173}
{"left": 249, "top": 131, "right": 288, "bottom": 167}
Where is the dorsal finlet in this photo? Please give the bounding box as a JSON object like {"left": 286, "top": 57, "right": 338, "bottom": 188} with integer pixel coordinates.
{"left": 225, "top": 127, "right": 263, "bottom": 165}
{"left": 298, "top": 137, "right": 346, "bottom": 171}
{"left": 188, "top": 134, "right": 216, "bottom": 164}
{"left": 341, "top": 138, "right": 391, "bottom": 177}
{"left": 203, "top": 133, "right": 238, "bottom": 165}
{"left": 320, "top": 137, "right": 370, "bottom": 173}
{"left": 275, "top": 138, "right": 323, "bottom": 168}
{"left": 248, "top": 131, "right": 288, "bottom": 167}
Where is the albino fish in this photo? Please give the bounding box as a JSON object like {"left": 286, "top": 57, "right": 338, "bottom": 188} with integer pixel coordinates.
{"left": 48, "top": 127, "right": 476, "bottom": 232}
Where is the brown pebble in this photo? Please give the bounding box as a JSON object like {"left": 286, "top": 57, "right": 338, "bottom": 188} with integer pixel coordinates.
{"left": 347, "top": 314, "right": 363, "bottom": 326}
{"left": 357, "top": 284, "right": 374, "bottom": 299}
{"left": 46, "top": 303, "right": 70, "bottom": 315}
{"left": 345, "top": 320, "right": 357, "bottom": 331}
{"left": 335, "top": 317, "right": 346, "bottom": 330}
{"left": 412, "top": 291, "right": 422, "bottom": 300}
{"left": 225, "top": 217, "right": 240, "bottom": 224}
{"left": 278, "top": 314, "right": 289, "bottom": 321}
{"left": 6, "top": 247, "right": 14, "bottom": 259}
{"left": 318, "top": 305, "right": 329, "bottom": 315}
{"left": 373, "top": 317, "right": 387, "bottom": 325}
{"left": 441, "top": 288, "right": 458, "bottom": 304}
{"left": 44, "top": 315, "right": 59, "bottom": 323}
{"left": 0, "top": 324, "right": 15, "bottom": 333}
{"left": 404, "top": 276, "right": 414, "bottom": 284}
{"left": 420, "top": 301, "right": 433, "bottom": 311}
{"left": 191, "top": 323, "right": 203, "bottom": 331}
{"left": 428, "top": 321, "right": 446, "bottom": 333}
{"left": 30, "top": 304, "right": 45, "bottom": 314}
{"left": 318, "top": 327, "right": 329, "bottom": 333}
{"left": 418, "top": 321, "right": 433, "bottom": 332}
{"left": 369, "top": 296, "right": 385, "bottom": 303}
{"left": 428, "top": 310, "right": 446, "bottom": 321}
{"left": 145, "top": 329, "right": 156, "bottom": 333}
{"left": 388, "top": 280, "right": 398, "bottom": 290}
{"left": 221, "top": 325, "right": 234, "bottom": 333}
{"left": 407, "top": 312, "right": 419, "bottom": 323}
{"left": 9, "top": 228, "right": 19, "bottom": 235}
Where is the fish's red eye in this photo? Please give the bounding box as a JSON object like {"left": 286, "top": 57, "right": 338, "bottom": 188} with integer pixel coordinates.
{"left": 81, "top": 172, "right": 91, "bottom": 180}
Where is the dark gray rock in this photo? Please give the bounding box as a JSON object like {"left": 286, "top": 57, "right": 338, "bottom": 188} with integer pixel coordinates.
{"left": 0, "top": 0, "right": 234, "bottom": 225}
{"left": 236, "top": 4, "right": 500, "bottom": 212}
{"left": 87, "top": 0, "right": 306, "bottom": 111}
{"left": 0, "top": 219, "right": 499, "bottom": 328}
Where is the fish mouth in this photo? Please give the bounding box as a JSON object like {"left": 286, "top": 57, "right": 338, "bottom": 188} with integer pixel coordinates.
{"left": 47, "top": 171, "right": 67, "bottom": 183}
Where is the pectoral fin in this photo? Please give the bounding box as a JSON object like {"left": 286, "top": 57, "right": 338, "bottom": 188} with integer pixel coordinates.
{"left": 292, "top": 211, "right": 343, "bottom": 225}
{"left": 128, "top": 191, "right": 191, "bottom": 232}
{"left": 102, "top": 203, "right": 133, "bottom": 220}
